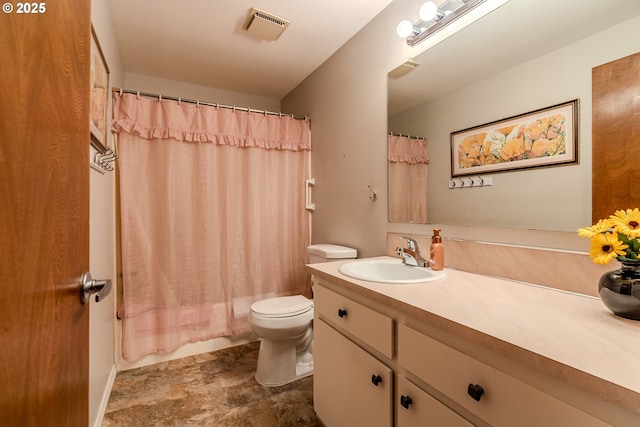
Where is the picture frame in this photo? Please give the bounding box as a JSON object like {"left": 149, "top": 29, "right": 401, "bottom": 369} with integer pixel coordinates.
{"left": 450, "top": 99, "right": 579, "bottom": 177}
{"left": 90, "top": 24, "right": 109, "bottom": 153}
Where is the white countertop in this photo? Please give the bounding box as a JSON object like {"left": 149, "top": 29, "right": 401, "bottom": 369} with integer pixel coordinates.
{"left": 307, "top": 256, "right": 640, "bottom": 414}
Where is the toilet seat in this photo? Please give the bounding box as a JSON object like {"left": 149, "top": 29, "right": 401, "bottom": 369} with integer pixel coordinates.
{"left": 251, "top": 295, "right": 313, "bottom": 318}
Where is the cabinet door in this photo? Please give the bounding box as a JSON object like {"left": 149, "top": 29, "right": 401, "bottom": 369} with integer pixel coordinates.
{"left": 398, "top": 324, "right": 610, "bottom": 427}
{"left": 314, "top": 319, "right": 392, "bottom": 427}
{"left": 398, "top": 376, "right": 474, "bottom": 427}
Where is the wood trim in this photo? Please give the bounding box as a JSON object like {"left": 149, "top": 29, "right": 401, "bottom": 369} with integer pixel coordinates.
{"left": 592, "top": 51, "right": 640, "bottom": 222}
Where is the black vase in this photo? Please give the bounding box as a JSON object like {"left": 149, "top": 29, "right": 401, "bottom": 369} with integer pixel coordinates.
{"left": 598, "top": 262, "right": 640, "bottom": 320}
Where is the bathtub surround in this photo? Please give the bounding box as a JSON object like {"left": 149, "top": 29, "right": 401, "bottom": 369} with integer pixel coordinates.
{"left": 114, "top": 93, "right": 311, "bottom": 361}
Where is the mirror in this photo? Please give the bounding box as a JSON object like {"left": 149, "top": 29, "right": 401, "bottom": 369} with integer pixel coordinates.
{"left": 387, "top": 0, "right": 640, "bottom": 231}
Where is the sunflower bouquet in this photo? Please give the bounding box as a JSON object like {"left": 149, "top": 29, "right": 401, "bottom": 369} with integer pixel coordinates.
{"left": 578, "top": 208, "right": 640, "bottom": 265}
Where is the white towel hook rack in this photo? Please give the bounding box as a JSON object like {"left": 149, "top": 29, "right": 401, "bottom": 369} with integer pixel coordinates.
{"left": 91, "top": 146, "right": 118, "bottom": 173}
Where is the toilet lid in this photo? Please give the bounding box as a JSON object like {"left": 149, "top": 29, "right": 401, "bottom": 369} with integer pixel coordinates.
{"left": 251, "top": 295, "right": 313, "bottom": 318}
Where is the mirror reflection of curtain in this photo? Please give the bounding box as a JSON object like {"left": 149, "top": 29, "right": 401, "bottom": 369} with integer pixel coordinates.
{"left": 388, "top": 134, "right": 429, "bottom": 223}
{"left": 113, "top": 93, "right": 311, "bottom": 361}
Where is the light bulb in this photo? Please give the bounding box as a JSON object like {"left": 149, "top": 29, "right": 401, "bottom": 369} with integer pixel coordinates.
{"left": 396, "top": 20, "right": 415, "bottom": 38}
{"left": 419, "top": 1, "right": 438, "bottom": 21}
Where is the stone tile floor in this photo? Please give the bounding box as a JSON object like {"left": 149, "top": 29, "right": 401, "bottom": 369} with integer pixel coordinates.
{"left": 102, "top": 341, "right": 323, "bottom": 426}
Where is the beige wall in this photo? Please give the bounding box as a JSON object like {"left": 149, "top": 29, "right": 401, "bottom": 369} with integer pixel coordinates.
{"left": 282, "top": 1, "right": 415, "bottom": 258}
{"left": 283, "top": 2, "right": 640, "bottom": 255}
{"left": 90, "top": 1, "right": 124, "bottom": 426}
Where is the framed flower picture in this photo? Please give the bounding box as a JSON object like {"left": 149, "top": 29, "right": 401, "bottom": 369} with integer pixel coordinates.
{"left": 89, "top": 25, "right": 109, "bottom": 153}
{"left": 450, "top": 99, "right": 579, "bottom": 177}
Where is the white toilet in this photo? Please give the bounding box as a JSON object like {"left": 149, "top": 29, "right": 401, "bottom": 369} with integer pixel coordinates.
{"left": 250, "top": 244, "right": 357, "bottom": 386}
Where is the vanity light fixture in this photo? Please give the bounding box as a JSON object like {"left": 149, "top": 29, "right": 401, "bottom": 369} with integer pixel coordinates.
{"left": 397, "top": 0, "right": 486, "bottom": 46}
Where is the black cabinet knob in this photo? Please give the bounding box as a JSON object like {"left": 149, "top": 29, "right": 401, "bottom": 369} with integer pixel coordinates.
{"left": 400, "top": 395, "right": 413, "bottom": 409}
{"left": 338, "top": 308, "right": 347, "bottom": 318}
{"left": 467, "top": 383, "right": 484, "bottom": 401}
{"left": 371, "top": 374, "right": 382, "bottom": 386}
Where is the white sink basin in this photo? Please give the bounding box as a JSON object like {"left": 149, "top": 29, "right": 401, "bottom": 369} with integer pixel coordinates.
{"left": 338, "top": 258, "right": 446, "bottom": 284}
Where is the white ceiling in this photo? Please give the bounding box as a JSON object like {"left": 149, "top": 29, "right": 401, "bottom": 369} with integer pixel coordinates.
{"left": 108, "top": 0, "right": 395, "bottom": 99}
{"left": 108, "top": 0, "right": 640, "bottom": 108}
{"left": 388, "top": 0, "right": 640, "bottom": 116}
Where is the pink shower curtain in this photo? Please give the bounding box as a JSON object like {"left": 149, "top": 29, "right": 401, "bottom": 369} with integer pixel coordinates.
{"left": 388, "top": 135, "right": 429, "bottom": 223}
{"left": 113, "top": 93, "right": 311, "bottom": 361}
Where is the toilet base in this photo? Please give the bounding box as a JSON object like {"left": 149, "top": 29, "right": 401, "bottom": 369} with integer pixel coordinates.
{"left": 254, "top": 336, "right": 314, "bottom": 387}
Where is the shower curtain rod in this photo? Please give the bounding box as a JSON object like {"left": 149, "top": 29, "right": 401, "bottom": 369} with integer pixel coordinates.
{"left": 389, "top": 131, "right": 426, "bottom": 141}
{"left": 111, "top": 87, "right": 309, "bottom": 121}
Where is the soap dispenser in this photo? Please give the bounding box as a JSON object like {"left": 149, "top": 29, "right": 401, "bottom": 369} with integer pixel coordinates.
{"left": 430, "top": 228, "right": 444, "bottom": 271}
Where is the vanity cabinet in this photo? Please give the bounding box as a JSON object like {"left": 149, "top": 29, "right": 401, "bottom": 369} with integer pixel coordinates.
{"left": 313, "top": 283, "right": 393, "bottom": 358}
{"left": 398, "top": 324, "right": 609, "bottom": 427}
{"left": 314, "top": 319, "right": 393, "bottom": 427}
{"left": 312, "top": 278, "right": 613, "bottom": 427}
{"left": 313, "top": 285, "right": 394, "bottom": 427}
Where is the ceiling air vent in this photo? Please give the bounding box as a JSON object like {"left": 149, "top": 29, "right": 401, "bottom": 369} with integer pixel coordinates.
{"left": 242, "top": 7, "right": 290, "bottom": 41}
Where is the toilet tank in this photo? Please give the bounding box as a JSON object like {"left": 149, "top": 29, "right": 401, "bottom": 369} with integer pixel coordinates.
{"left": 307, "top": 244, "right": 357, "bottom": 264}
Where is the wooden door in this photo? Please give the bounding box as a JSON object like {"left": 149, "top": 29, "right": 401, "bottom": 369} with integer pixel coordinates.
{"left": 592, "top": 51, "right": 640, "bottom": 222}
{"left": 0, "top": 1, "right": 91, "bottom": 426}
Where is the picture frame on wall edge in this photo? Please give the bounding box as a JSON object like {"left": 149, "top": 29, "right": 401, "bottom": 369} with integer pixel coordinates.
{"left": 89, "top": 24, "right": 110, "bottom": 154}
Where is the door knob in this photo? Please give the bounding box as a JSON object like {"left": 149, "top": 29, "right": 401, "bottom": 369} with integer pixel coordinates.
{"left": 80, "top": 272, "right": 112, "bottom": 304}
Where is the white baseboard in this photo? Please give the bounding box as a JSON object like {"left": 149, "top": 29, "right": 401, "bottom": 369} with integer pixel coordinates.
{"left": 93, "top": 364, "right": 117, "bottom": 427}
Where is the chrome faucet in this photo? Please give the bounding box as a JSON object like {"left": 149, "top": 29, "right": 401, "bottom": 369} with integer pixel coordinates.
{"left": 396, "top": 236, "right": 427, "bottom": 267}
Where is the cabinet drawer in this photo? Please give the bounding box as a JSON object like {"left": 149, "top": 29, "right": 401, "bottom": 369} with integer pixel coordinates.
{"left": 315, "top": 319, "right": 392, "bottom": 427}
{"left": 398, "top": 376, "right": 474, "bottom": 427}
{"left": 398, "top": 324, "right": 609, "bottom": 427}
{"left": 314, "top": 284, "right": 393, "bottom": 358}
